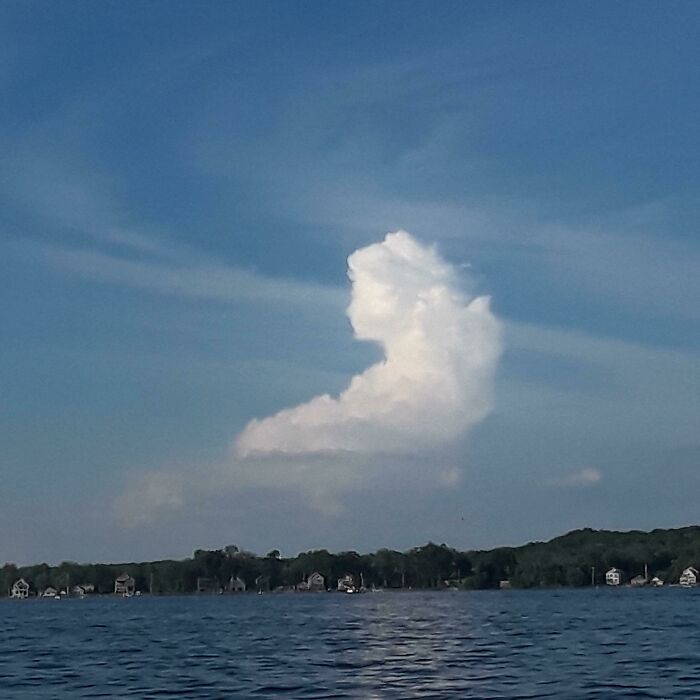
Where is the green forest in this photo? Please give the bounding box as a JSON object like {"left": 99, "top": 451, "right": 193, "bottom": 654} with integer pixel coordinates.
{"left": 5, "top": 526, "right": 700, "bottom": 595}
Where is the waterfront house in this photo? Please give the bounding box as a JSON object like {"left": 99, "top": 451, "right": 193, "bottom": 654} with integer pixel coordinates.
{"left": 72, "top": 584, "right": 94, "bottom": 597}
{"left": 228, "top": 575, "right": 246, "bottom": 593}
{"left": 680, "top": 567, "right": 698, "bottom": 587}
{"left": 114, "top": 573, "right": 136, "bottom": 596}
{"left": 337, "top": 574, "right": 356, "bottom": 592}
{"left": 605, "top": 568, "right": 624, "bottom": 586}
{"left": 650, "top": 576, "right": 664, "bottom": 587}
{"left": 307, "top": 572, "right": 325, "bottom": 591}
{"left": 298, "top": 572, "right": 326, "bottom": 591}
{"left": 10, "top": 578, "right": 30, "bottom": 599}
{"left": 630, "top": 575, "right": 647, "bottom": 587}
{"left": 41, "top": 586, "right": 58, "bottom": 598}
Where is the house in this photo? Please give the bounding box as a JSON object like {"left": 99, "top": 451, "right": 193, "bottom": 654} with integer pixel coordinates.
{"left": 196, "top": 577, "right": 221, "bottom": 594}
{"left": 650, "top": 576, "right": 664, "bottom": 587}
{"left": 114, "top": 573, "right": 136, "bottom": 596}
{"left": 680, "top": 567, "right": 698, "bottom": 587}
{"left": 307, "top": 572, "right": 325, "bottom": 591}
{"left": 72, "top": 584, "right": 94, "bottom": 597}
{"left": 337, "top": 574, "right": 356, "bottom": 592}
{"left": 605, "top": 568, "right": 624, "bottom": 586}
{"left": 297, "top": 572, "right": 325, "bottom": 592}
{"left": 10, "top": 578, "right": 30, "bottom": 599}
{"left": 228, "top": 575, "right": 246, "bottom": 593}
{"left": 41, "top": 586, "right": 59, "bottom": 598}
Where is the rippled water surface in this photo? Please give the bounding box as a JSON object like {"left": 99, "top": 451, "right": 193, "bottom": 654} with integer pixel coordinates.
{"left": 2, "top": 588, "right": 700, "bottom": 698}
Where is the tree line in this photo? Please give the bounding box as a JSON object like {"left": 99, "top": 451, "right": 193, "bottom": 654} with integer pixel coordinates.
{"left": 4, "top": 526, "right": 700, "bottom": 595}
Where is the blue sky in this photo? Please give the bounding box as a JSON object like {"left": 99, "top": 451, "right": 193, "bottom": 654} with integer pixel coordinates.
{"left": 1, "top": 1, "right": 699, "bottom": 564}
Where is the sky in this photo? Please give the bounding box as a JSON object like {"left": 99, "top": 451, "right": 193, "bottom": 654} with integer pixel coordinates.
{"left": 1, "top": 1, "right": 699, "bottom": 564}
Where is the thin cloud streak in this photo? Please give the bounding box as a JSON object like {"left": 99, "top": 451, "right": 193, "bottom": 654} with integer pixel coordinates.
{"left": 2, "top": 151, "right": 345, "bottom": 310}
{"left": 38, "top": 243, "right": 345, "bottom": 310}
{"left": 549, "top": 468, "right": 603, "bottom": 488}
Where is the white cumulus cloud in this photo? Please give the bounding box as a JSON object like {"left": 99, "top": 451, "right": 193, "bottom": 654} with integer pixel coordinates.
{"left": 113, "top": 231, "right": 503, "bottom": 526}
{"left": 236, "top": 230, "right": 502, "bottom": 456}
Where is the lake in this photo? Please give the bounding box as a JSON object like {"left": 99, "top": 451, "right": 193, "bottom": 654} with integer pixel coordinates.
{"left": 2, "top": 588, "right": 699, "bottom": 698}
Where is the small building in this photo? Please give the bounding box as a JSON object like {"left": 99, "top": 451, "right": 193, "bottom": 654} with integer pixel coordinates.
{"left": 499, "top": 579, "right": 512, "bottom": 589}
{"left": 680, "top": 567, "right": 698, "bottom": 587}
{"left": 307, "top": 572, "right": 325, "bottom": 591}
{"left": 10, "top": 579, "right": 30, "bottom": 599}
{"left": 72, "top": 584, "right": 94, "bottom": 597}
{"left": 298, "top": 572, "right": 325, "bottom": 592}
{"left": 605, "top": 568, "right": 624, "bottom": 586}
{"left": 228, "top": 575, "right": 246, "bottom": 593}
{"left": 630, "top": 575, "right": 647, "bottom": 587}
{"left": 41, "top": 586, "right": 59, "bottom": 598}
{"left": 337, "top": 574, "right": 356, "bottom": 592}
{"left": 114, "top": 573, "right": 136, "bottom": 596}
{"left": 650, "top": 576, "right": 664, "bottom": 587}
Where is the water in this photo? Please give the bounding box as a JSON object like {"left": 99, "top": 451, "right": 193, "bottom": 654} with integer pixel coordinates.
{"left": 2, "top": 588, "right": 699, "bottom": 698}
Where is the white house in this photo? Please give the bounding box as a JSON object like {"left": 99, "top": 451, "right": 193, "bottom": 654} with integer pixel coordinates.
{"left": 41, "top": 586, "right": 58, "bottom": 598}
{"left": 114, "top": 573, "right": 136, "bottom": 596}
{"left": 680, "top": 567, "right": 698, "bottom": 587}
{"left": 307, "top": 572, "right": 325, "bottom": 591}
{"left": 298, "top": 572, "right": 326, "bottom": 591}
{"left": 337, "top": 574, "right": 356, "bottom": 592}
{"left": 605, "top": 568, "right": 623, "bottom": 586}
{"left": 10, "top": 578, "right": 30, "bottom": 599}
{"left": 228, "top": 575, "right": 246, "bottom": 593}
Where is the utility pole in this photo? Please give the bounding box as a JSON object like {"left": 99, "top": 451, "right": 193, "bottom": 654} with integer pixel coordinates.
{"left": 591, "top": 566, "right": 596, "bottom": 587}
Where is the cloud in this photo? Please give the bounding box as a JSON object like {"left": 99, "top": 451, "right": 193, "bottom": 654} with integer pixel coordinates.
{"left": 2, "top": 152, "right": 345, "bottom": 312}
{"left": 549, "top": 468, "right": 603, "bottom": 488}
{"left": 112, "top": 231, "right": 502, "bottom": 525}
{"left": 112, "top": 472, "right": 185, "bottom": 528}
{"left": 38, "top": 243, "right": 345, "bottom": 310}
{"left": 236, "top": 230, "right": 502, "bottom": 455}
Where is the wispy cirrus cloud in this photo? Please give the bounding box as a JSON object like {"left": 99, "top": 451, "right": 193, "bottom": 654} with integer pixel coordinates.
{"left": 37, "top": 244, "right": 345, "bottom": 310}
{"left": 2, "top": 153, "right": 344, "bottom": 311}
